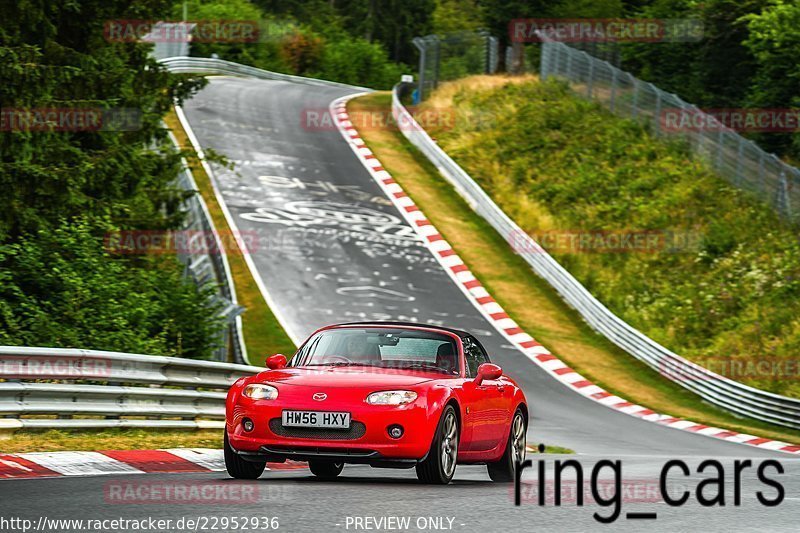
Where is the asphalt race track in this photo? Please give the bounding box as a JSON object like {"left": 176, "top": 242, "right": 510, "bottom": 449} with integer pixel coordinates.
{"left": 1, "top": 458, "right": 798, "bottom": 532}
{"left": 1, "top": 77, "right": 797, "bottom": 531}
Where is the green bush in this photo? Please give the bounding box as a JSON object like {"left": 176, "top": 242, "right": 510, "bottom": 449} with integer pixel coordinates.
{"left": 182, "top": 0, "right": 293, "bottom": 73}
{"left": 181, "top": 0, "right": 405, "bottom": 89}
{"left": 312, "top": 36, "right": 405, "bottom": 89}
{"left": 0, "top": 219, "right": 222, "bottom": 358}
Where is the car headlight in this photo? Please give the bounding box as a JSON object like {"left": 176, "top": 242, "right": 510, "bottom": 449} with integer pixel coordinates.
{"left": 366, "top": 390, "right": 418, "bottom": 405}
{"left": 242, "top": 383, "right": 278, "bottom": 400}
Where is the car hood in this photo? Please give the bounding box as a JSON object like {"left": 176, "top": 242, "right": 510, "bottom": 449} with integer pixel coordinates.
{"left": 254, "top": 366, "right": 444, "bottom": 388}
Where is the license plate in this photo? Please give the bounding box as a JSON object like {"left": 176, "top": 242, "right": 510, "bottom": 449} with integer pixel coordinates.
{"left": 282, "top": 410, "right": 351, "bottom": 429}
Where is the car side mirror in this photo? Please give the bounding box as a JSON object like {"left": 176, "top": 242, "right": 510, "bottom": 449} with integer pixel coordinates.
{"left": 266, "top": 354, "right": 287, "bottom": 369}
{"left": 474, "top": 362, "right": 502, "bottom": 385}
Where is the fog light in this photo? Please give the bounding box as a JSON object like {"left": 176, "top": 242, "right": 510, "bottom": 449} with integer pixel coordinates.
{"left": 388, "top": 424, "right": 404, "bottom": 439}
{"left": 242, "top": 418, "right": 254, "bottom": 432}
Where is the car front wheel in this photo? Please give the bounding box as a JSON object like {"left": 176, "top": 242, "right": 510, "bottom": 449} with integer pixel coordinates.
{"left": 416, "top": 404, "right": 459, "bottom": 484}
{"left": 224, "top": 431, "right": 266, "bottom": 480}
{"left": 487, "top": 408, "right": 526, "bottom": 482}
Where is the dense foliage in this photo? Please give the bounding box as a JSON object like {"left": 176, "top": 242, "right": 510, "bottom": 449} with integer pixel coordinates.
{"left": 0, "top": 0, "right": 220, "bottom": 357}
{"left": 423, "top": 78, "right": 800, "bottom": 396}
{"left": 182, "top": 0, "right": 408, "bottom": 89}
{"left": 620, "top": 0, "right": 800, "bottom": 159}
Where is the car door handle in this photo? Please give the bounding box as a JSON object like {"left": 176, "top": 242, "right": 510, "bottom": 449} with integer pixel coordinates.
{"left": 497, "top": 385, "right": 505, "bottom": 393}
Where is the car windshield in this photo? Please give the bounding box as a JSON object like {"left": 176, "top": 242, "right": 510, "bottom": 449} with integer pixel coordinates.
{"left": 293, "top": 328, "right": 459, "bottom": 375}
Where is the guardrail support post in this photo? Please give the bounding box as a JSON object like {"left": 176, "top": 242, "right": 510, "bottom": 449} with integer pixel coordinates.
{"left": 413, "top": 37, "right": 427, "bottom": 101}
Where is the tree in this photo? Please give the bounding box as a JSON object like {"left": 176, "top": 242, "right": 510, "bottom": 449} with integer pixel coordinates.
{"left": 333, "top": 0, "right": 435, "bottom": 64}
{"left": 0, "top": 0, "right": 204, "bottom": 240}
{"left": 0, "top": 0, "right": 217, "bottom": 357}
{"left": 742, "top": 0, "right": 800, "bottom": 157}
{"left": 431, "top": 0, "right": 484, "bottom": 35}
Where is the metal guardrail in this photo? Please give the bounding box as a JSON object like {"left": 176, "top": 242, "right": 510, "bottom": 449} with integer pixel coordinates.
{"left": 159, "top": 56, "right": 371, "bottom": 92}
{"left": 0, "top": 346, "right": 261, "bottom": 431}
{"left": 392, "top": 82, "right": 800, "bottom": 430}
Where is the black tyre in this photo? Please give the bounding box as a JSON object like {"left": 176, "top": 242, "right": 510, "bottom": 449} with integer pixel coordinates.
{"left": 224, "top": 431, "right": 266, "bottom": 480}
{"left": 416, "top": 405, "right": 459, "bottom": 484}
{"left": 309, "top": 460, "right": 344, "bottom": 480}
{"left": 487, "top": 408, "right": 526, "bottom": 482}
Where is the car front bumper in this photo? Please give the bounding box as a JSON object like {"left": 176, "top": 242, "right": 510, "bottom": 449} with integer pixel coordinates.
{"left": 227, "top": 399, "right": 436, "bottom": 463}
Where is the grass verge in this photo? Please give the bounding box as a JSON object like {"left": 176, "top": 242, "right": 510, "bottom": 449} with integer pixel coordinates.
{"left": 165, "top": 108, "right": 295, "bottom": 363}
{"left": 534, "top": 444, "right": 575, "bottom": 455}
{"left": 348, "top": 91, "right": 800, "bottom": 445}
{"left": 1, "top": 429, "right": 222, "bottom": 453}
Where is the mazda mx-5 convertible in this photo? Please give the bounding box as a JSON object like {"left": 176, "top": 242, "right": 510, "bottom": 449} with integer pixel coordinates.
{"left": 224, "top": 322, "right": 529, "bottom": 484}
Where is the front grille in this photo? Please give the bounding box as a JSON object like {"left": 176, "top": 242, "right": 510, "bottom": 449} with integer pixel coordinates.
{"left": 268, "top": 418, "right": 366, "bottom": 440}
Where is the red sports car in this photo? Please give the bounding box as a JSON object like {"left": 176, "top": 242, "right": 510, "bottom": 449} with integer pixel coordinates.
{"left": 224, "top": 322, "right": 528, "bottom": 484}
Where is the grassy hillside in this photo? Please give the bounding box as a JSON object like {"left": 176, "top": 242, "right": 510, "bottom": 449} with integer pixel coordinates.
{"left": 420, "top": 76, "right": 800, "bottom": 398}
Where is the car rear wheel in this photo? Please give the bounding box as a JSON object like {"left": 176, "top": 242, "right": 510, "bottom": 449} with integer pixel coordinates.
{"left": 487, "top": 408, "right": 526, "bottom": 482}
{"left": 309, "top": 460, "right": 344, "bottom": 480}
{"left": 416, "top": 404, "right": 459, "bottom": 484}
{"left": 224, "top": 431, "right": 266, "bottom": 480}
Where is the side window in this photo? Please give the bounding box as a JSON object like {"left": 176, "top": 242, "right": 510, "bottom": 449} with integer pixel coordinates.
{"left": 463, "top": 336, "right": 488, "bottom": 378}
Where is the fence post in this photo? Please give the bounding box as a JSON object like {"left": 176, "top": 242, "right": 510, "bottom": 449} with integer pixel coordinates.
{"left": 433, "top": 37, "right": 441, "bottom": 89}
{"left": 586, "top": 54, "right": 594, "bottom": 98}
{"left": 715, "top": 128, "right": 724, "bottom": 169}
{"left": 651, "top": 83, "right": 661, "bottom": 135}
{"left": 690, "top": 105, "right": 703, "bottom": 153}
{"left": 735, "top": 136, "right": 745, "bottom": 187}
{"left": 565, "top": 47, "right": 572, "bottom": 81}
{"left": 777, "top": 169, "right": 792, "bottom": 220}
{"left": 609, "top": 65, "right": 617, "bottom": 112}
{"left": 631, "top": 75, "right": 639, "bottom": 119}
{"left": 555, "top": 43, "right": 562, "bottom": 79}
{"left": 488, "top": 36, "right": 498, "bottom": 74}
{"left": 413, "top": 37, "right": 427, "bottom": 101}
{"left": 482, "top": 32, "right": 489, "bottom": 74}
{"left": 758, "top": 151, "right": 766, "bottom": 194}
